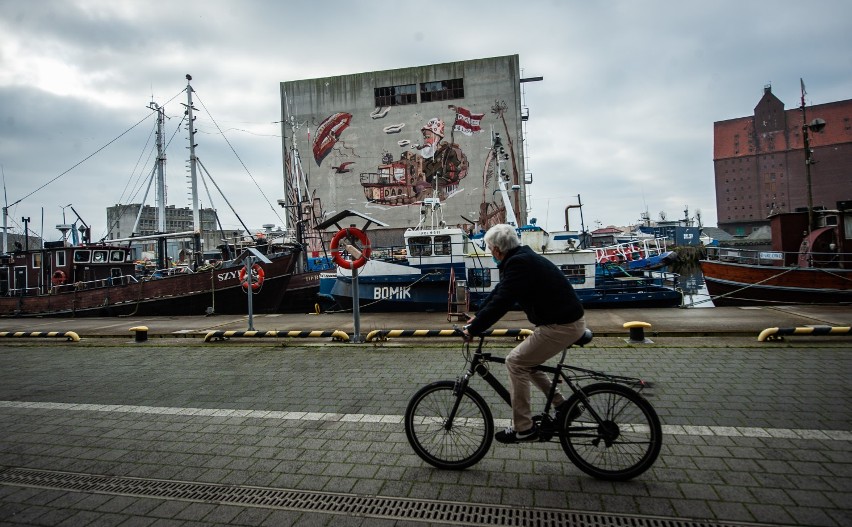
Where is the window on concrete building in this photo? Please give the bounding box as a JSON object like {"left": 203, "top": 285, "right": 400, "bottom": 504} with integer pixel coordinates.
{"left": 420, "top": 78, "right": 465, "bottom": 102}
{"left": 374, "top": 84, "right": 417, "bottom": 107}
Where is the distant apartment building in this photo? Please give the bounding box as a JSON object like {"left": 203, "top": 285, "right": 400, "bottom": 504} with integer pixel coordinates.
{"left": 713, "top": 85, "right": 852, "bottom": 237}
{"left": 105, "top": 204, "right": 236, "bottom": 261}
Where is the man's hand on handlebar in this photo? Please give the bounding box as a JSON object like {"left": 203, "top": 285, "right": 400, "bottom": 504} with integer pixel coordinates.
{"left": 460, "top": 314, "right": 475, "bottom": 342}
{"left": 453, "top": 322, "right": 474, "bottom": 342}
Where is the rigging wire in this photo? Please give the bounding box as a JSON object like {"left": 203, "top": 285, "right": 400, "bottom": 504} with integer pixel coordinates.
{"left": 192, "top": 91, "right": 284, "bottom": 226}
{"left": 103, "top": 110, "right": 187, "bottom": 240}
{"left": 195, "top": 127, "right": 281, "bottom": 138}
{"left": 196, "top": 158, "right": 251, "bottom": 235}
{"left": 98, "top": 122, "right": 158, "bottom": 240}
{"left": 9, "top": 112, "right": 156, "bottom": 209}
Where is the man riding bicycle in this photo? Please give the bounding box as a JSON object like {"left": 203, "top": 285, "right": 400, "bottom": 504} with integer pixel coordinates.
{"left": 462, "top": 223, "right": 586, "bottom": 443}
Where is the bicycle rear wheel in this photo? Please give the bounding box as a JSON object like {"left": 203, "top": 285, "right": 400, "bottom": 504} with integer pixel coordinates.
{"left": 404, "top": 380, "right": 493, "bottom": 470}
{"left": 559, "top": 382, "right": 662, "bottom": 481}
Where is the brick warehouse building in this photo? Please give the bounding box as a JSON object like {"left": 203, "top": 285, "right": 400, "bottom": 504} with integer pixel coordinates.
{"left": 278, "top": 55, "right": 529, "bottom": 250}
{"left": 713, "top": 85, "right": 852, "bottom": 237}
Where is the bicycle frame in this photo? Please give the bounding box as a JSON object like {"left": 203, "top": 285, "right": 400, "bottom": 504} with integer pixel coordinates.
{"left": 449, "top": 336, "right": 647, "bottom": 434}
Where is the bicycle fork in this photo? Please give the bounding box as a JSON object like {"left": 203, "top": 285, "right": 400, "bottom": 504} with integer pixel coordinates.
{"left": 445, "top": 360, "right": 511, "bottom": 431}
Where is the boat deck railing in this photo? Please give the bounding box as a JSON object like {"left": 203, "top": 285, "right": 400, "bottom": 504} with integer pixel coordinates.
{"left": 5, "top": 274, "right": 141, "bottom": 297}
{"left": 594, "top": 237, "right": 670, "bottom": 261}
{"left": 704, "top": 246, "right": 851, "bottom": 268}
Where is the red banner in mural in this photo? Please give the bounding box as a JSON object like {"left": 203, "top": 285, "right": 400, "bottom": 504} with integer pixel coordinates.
{"left": 452, "top": 107, "right": 484, "bottom": 136}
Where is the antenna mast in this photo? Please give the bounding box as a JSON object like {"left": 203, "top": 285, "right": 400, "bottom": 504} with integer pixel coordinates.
{"left": 183, "top": 74, "right": 203, "bottom": 268}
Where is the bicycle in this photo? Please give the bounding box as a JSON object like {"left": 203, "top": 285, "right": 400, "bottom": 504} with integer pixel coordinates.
{"left": 404, "top": 328, "right": 662, "bottom": 481}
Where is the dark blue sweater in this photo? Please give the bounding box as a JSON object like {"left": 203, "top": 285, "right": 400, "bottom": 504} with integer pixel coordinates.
{"left": 468, "top": 245, "right": 584, "bottom": 334}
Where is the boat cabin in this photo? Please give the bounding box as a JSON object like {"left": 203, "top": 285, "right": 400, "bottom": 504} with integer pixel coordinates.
{"left": 0, "top": 243, "right": 137, "bottom": 297}
{"left": 770, "top": 209, "right": 851, "bottom": 268}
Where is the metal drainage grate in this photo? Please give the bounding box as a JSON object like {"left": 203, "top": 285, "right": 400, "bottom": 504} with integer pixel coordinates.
{"left": 0, "top": 466, "right": 769, "bottom": 527}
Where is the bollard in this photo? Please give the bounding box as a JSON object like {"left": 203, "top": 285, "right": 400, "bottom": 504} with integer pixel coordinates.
{"left": 129, "top": 326, "right": 148, "bottom": 343}
{"left": 623, "top": 321, "right": 653, "bottom": 344}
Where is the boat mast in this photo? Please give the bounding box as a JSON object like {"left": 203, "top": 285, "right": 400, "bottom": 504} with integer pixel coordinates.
{"left": 150, "top": 100, "right": 168, "bottom": 269}
{"left": 493, "top": 133, "right": 518, "bottom": 227}
{"left": 183, "top": 74, "right": 203, "bottom": 268}
{"left": 1, "top": 165, "right": 7, "bottom": 254}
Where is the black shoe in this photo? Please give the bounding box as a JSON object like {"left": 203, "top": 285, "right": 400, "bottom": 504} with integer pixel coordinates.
{"left": 495, "top": 425, "right": 539, "bottom": 444}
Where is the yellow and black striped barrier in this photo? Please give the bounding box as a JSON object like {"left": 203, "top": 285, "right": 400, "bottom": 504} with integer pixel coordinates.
{"left": 758, "top": 325, "right": 852, "bottom": 342}
{"left": 0, "top": 331, "right": 80, "bottom": 342}
{"left": 204, "top": 330, "right": 350, "bottom": 343}
{"left": 365, "top": 328, "right": 533, "bottom": 342}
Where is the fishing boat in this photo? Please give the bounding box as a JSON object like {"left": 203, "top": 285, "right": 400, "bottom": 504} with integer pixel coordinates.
{"left": 700, "top": 208, "right": 852, "bottom": 306}
{"left": 0, "top": 239, "right": 299, "bottom": 317}
{"left": 0, "top": 76, "right": 301, "bottom": 317}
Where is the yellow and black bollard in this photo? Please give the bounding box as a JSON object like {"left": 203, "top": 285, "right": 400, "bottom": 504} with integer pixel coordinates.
{"left": 129, "top": 326, "right": 149, "bottom": 343}
{"left": 623, "top": 321, "right": 653, "bottom": 344}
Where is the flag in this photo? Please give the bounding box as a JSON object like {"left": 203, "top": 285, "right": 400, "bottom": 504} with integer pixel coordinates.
{"left": 453, "top": 107, "right": 485, "bottom": 136}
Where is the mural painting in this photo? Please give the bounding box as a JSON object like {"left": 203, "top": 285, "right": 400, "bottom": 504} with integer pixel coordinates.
{"left": 283, "top": 97, "right": 521, "bottom": 236}
{"left": 358, "top": 114, "right": 471, "bottom": 206}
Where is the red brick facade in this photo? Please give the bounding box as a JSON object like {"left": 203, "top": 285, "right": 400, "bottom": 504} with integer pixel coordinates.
{"left": 713, "top": 86, "right": 852, "bottom": 236}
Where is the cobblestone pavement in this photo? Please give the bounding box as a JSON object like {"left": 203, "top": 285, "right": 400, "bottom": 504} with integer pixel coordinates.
{"left": 0, "top": 337, "right": 850, "bottom": 526}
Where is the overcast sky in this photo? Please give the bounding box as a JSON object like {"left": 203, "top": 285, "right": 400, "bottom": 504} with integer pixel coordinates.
{"left": 1, "top": 0, "right": 850, "bottom": 243}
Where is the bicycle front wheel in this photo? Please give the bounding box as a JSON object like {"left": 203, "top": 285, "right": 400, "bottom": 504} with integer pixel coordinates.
{"left": 559, "top": 382, "right": 662, "bottom": 481}
{"left": 404, "top": 380, "right": 493, "bottom": 470}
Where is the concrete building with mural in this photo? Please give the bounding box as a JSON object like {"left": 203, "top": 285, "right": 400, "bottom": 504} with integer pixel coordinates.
{"left": 279, "top": 55, "right": 528, "bottom": 250}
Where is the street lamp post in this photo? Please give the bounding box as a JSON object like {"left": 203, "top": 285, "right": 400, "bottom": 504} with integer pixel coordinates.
{"left": 799, "top": 78, "right": 826, "bottom": 234}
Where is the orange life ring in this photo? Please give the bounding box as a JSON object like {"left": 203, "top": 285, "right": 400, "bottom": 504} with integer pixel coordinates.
{"left": 330, "top": 227, "right": 371, "bottom": 270}
{"left": 239, "top": 263, "right": 265, "bottom": 291}
{"left": 52, "top": 270, "right": 67, "bottom": 286}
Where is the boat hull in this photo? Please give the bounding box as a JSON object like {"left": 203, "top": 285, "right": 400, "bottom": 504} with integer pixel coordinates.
{"left": 278, "top": 270, "right": 324, "bottom": 313}
{"left": 575, "top": 283, "right": 683, "bottom": 308}
{"left": 322, "top": 272, "right": 683, "bottom": 312}
{"left": 0, "top": 250, "right": 300, "bottom": 317}
{"left": 699, "top": 259, "right": 852, "bottom": 306}
{"left": 321, "top": 272, "right": 454, "bottom": 312}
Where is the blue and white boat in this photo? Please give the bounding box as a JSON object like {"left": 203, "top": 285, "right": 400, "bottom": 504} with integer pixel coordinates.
{"left": 318, "top": 196, "right": 484, "bottom": 312}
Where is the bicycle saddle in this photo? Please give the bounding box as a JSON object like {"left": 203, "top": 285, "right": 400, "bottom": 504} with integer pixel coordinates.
{"left": 574, "top": 328, "right": 593, "bottom": 347}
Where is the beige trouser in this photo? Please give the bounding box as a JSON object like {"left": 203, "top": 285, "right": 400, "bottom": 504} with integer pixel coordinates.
{"left": 505, "top": 317, "right": 587, "bottom": 431}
